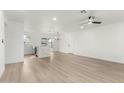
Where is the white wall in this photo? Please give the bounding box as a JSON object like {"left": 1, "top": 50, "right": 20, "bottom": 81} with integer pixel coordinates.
{"left": 59, "top": 22, "right": 124, "bottom": 63}
{"left": 59, "top": 32, "right": 73, "bottom": 53}
{"left": 0, "top": 11, "right": 5, "bottom": 77}
{"left": 5, "top": 21, "right": 24, "bottom": 64}
{"left": 24, "top": 43, "right": 34, "bottom": 55}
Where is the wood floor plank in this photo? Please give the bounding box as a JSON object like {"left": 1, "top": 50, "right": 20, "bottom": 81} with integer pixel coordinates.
{"left": 0, "top": 52, "right": 124, "bottom": 83}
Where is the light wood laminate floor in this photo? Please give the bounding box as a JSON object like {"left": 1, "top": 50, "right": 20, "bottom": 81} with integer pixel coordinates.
{"left": 0, "top": 52, "right": 124, "bottom": 83}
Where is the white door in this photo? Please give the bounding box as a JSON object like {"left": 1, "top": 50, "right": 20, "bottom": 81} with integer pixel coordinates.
{"left": 0, "top": 11, "right": 5, "bottom": 76}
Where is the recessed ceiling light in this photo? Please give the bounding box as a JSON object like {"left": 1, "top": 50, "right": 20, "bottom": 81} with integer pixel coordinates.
{"left": 80, "top": 26, "right": 84, "bottom": 29}
{"left": 52, "top": 17, "right": 57, "bottom": 21}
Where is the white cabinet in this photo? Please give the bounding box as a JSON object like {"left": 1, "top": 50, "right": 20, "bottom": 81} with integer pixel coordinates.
{"left": 38, "top": 37, "right": 50, "bottom": 58}
{"left": 38, "top": 46, "right": 50, "bottom": 58}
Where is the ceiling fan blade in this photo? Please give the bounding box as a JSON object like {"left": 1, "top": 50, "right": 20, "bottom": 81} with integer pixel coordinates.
{"left": 92, "top": 21, "right": 102, "bottom": 24}
{"left": 79, "top": 20, "right": 89, "bottom": 25}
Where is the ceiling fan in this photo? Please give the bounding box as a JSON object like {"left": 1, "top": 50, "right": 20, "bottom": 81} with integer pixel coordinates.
{"left": 79, "top": 10, "right": 102, "bottom": 25}
{"left": 80, "top": 16, "right": 102, "bottom": 25}
{"left": 88, "top": 16, "right": 102, "bottom": 24}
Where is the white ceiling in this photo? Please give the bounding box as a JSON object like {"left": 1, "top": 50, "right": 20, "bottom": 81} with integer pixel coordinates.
{"left": 4, "top": 10, "right": 24, "bottom": 22}
{"left": 4, "top": 10, "right": 124, "bottom": 32}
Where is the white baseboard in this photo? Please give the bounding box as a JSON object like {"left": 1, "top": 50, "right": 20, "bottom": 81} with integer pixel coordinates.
{"left": 73, "top": 52, "right": 124, "bottom": 64}
{"left": 59, "top": 51, "right": 124, "bottom": 64}
{"left": 5, "top": 58, "right": 24, "bottom": 64}
{"left": 5, "top": 61, "right": 24, "bottom": 64}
